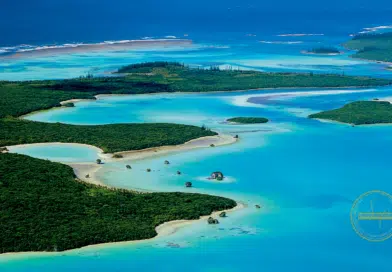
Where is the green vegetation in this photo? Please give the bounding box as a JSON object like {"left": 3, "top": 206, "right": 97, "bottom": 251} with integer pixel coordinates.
{"left": 117, "top": 61, "right": 185, "bottom": 73}
{"left": 1, "top": 62, "right": 390, "bottom": 118}
{"left": 344, "top": 32, "right": 392, "bottom": 62}
{"left": 0, "top": 82, "right": 93, "bottom": 119}
{"left": 0, "top": 118, "right": 216, "bottom": 153}
{"left": 309, "top": 101, "right": 392, "bottom": 125}
{"left": 305, "top": 47, "right": 341, "bottom": 54}
{"left": 0, "top": 153, "right": 236, "bottom": 253}
{"left": 227, "top": 117, "right": 269, "bottom": 124}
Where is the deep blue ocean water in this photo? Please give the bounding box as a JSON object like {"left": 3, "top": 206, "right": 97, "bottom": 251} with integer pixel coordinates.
{"left": 1, "top": 0, "right": 392, "bottom": 46}
{"left": 2, "top": 1, "right": 392, "bottom": 271}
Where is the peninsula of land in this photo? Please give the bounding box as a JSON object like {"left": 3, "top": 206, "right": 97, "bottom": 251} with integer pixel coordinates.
{"left": 0, "top": 153, "right": 237, "bottom": 254}
{"left": 309, "top": 100, "right": 392, "bottom": 125}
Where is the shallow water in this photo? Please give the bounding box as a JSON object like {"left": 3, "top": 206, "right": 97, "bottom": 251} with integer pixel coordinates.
{"left": 8, "top": 143, "right": 100, "bottom": 163}
{"left": 5, "top": 86, "right": 392, "bottom": 271}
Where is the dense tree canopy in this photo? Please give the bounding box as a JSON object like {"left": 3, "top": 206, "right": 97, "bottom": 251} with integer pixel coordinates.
{"left": 0, "top": 153, "right": 236, "bottom": 253}
{"left": 227, "top": 117, "right": 269, "bottom": 124}
{"left": 309, "top": 101, "right": 392, "bottom": 125}
{"left": 305, "top": 47, "right": 341, "bottom": 54}
{"left": 344, "top": 33, "right": 392, "bottom": 62}
{"left": 0, "top": 118, "right": 216, "bottom": 153}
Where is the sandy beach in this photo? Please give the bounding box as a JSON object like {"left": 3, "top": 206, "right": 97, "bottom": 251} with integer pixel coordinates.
{"left": 60, "top": 98, "right": 97, "bottom": 105}
{"left": 68, "top": 163, "right": 105, "bottom": 186}
{"left": 106, "top": 134, "right": 237, "bottom": 162}
{"left": 232, "top": 88, "right": 377, "bottom": 108}
{"left": 63, "top": 133, "right": 237, "bottom": 187}
{"left": 300, "top": 50, "right": 343, "bottom": 56}
{"left": 379, "top": 96, "right": 392, "bottom": 103}
{"left": 5, "top": 133, "right": 237, "bottom": 184}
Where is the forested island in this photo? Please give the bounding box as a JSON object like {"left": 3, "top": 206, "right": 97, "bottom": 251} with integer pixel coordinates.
{"left": 344, "top": 32, "right": 392, "bottom": 63}
{"left": 302, "top": 47, "right": 341, "bottom": 55}
{"left": 0, "top": 153, "right": 236, "bottom": 253}
{"left": 227, "top": 117, "right": 269, "bottom": 124}
{"left": 309, "top": 101, "right": 392, "bottom": 125}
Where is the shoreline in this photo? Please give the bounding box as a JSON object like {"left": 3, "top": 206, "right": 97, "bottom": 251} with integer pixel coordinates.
{"left": 300, "top": 50, "right": 343, "bottom": 56}
{"left": 0, "top": 201, "right": 246, "bottom": 259}
{"left": 350, "top": 55, "right": 392, "bottom": 66}
{"left": 310, "top": 117, "right": 392, "bottom": 127}
{"left": 342, "top": 46, "right": 392, "bottom": 66}
{"left": 5, "top": 133, "right": 238, "bottom": 187}
{"left": 107, "top": 134, "right": 237, "bottom": 162}
{"left": 233, "top": 88, "right": 378, "bottom": 108}
{"left": 309, "top": 96, "right": 392, "bottom": 127}
{"left": 20, "top": 85, "right": 390, "bottom": 120}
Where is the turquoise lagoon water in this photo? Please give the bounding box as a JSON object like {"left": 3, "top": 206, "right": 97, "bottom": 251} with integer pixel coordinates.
{"left": 8, "top": 143, "right": 100, "bottom": 163}
{"left": 2, "top": 4, "right": 392, "bottom": 270}
{"left": 4, "top": 87, "right": 392, "bottom": 271}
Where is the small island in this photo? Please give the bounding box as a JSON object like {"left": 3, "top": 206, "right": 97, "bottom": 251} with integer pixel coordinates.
{"left": 309, "top": 100, "right": 392, "bottom": 125}
{"left": 302, "top": 47, "right": 341, "bottom": 55}
{"left": 227, "top": 117, "right": 269, "bottom": 124}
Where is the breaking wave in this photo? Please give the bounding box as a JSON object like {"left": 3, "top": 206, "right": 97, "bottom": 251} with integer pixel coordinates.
{"left": 276, "top": 33, "right": 324, "bottom": 37}
{"left": 260, "top": 41, "right": 303, "bottom": 44}
{"left": 358, "top": 25, "right": 392, "bottom": 34}
{"left": 0, "top": 38, "right": 192, "bottom": 57}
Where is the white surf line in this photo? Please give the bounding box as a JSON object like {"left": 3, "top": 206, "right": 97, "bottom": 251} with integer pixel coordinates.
{"left": 229, "top": 88, "right": 378, "bottom": 108}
